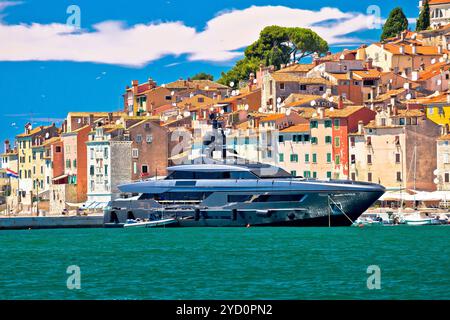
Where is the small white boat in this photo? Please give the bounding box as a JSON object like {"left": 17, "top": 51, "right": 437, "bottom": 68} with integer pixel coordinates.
{"left": 123, "top": 218, "right": 178, "bottom": 228}
{"left": 403, "top": 214, "right": 433, "bottom": 226}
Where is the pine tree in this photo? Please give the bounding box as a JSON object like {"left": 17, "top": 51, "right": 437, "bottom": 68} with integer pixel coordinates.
{"left": 416, "top": 0, "right": 431, "bottom": 31}
{"left": 381, "top": 7, "right": 409, "bottom": 41}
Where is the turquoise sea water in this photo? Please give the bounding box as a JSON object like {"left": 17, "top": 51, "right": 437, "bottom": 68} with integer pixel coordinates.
{"left": 0, "top": 226, "right": 449, "bottom": 300}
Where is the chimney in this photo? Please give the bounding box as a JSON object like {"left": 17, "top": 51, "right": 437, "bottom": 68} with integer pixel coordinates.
{"left": 411, "top": 71, "right": 419, "bottom": 81}
{"left": 358, "top": 121, "right": 364, "bottom": 134}
{"left": 108, "top": 112, "right": 113, "bottom": 124}
{"left": 366, "top": 58, "right": 373, "bottom": 70}
{"left": 338, "top": 95, "right": 344, "bottom": 110}
{"left": 148, "top": 78, "right": 157, "bottom": 89}
{"left": 390, "top": 95, "right": 397, "bottom": 108}
{"left": 370, "top": 86, "right": 375, "bottom": 102}
{"left": 317, "top": 107, "right": 325, "bottom": 119}
{"left": 381, "top": 43, "right": 386, "bottom": 50}
{"left": 443, "top": 124, "right": 449, "bottom": 136}
{"left": 62, "top": 119, "right": 67, "bottom": 133}
{"left": 447, "top": 92, "right": 450, "bottom": 104}
{"left": 400, "top": 31, "right": 405, "bottom": 41}
{"left": 438, "top": 45, "right": 443, "bottom": 54}
{"left": 4, "top": 140, "right": 10, "bottom": 153}
{"left": 89, "top": 114, "right": 95, "bottom": 126}
{"left": 25, "top": 122, "right": 31, "bottom": 135}
{"left": 399, "top": 45, "right": 405, "bottom": 55}
{"left": 411, "top": 44, "right": 417, "bottom": 55}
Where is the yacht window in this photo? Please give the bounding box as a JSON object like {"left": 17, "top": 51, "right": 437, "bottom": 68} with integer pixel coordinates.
{"left": 228, "top": 195, "right": 253, "bottom": 202}
{"left": 252, "top": 194, "right": 305, "bottom": 202}
{"left": 165, "top": 170, "right": 258, "bottom": 180}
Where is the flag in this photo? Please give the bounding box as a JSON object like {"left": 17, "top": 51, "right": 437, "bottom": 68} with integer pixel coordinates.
{"left": 6, "top": 168, "right": 18, "bottom": 179}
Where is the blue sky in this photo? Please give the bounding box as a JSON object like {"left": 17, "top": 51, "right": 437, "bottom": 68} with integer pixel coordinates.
{"left": 0, "top": 0, "right": 419, "bottom": 146}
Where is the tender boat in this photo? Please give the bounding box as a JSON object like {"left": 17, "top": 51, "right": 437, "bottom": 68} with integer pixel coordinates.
{"left": 123, "top": 218, "right": 178, "bottom": 228}
{"left": 104, "top": 163, "right": 385, "bottom": 227}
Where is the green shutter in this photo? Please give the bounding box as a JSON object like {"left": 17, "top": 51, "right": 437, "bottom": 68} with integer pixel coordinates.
{"left": 312, "top": 153, "right": 317, "bottom": 163}
{"left": 327, "top": 153, "right": 331, "bottom": 163}
{"left": 279, "top": 153, "right": 284, "bottom": 162}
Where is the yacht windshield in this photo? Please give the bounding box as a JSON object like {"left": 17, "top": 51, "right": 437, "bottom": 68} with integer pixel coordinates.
{"left": 165, "top": 170, "right": 259, "bottom": 180}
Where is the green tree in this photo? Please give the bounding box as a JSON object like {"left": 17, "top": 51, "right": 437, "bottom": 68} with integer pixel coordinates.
{"left": 416, "top": 0, "right": 431, "bottom": 32}
{"left": 219, "top": 26, "right": 328, "bottom": 87}
{"left": 191, "top": 72, "right": 214, "bottom": 81}
{"left": 381, "top": 7, "right": 409, "bottom": 41}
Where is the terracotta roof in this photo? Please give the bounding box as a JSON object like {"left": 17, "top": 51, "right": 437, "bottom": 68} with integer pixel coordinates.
{"left": 281, "top": 124, "right": 310, "bottom": 133}
{"left": 68, "top": 112, "right": 126, "bottom": 117}
{"left": 164, "top": 80, "right": 228, "bottom": 90}
{"left": 392, "top": 109, "right": 425, "bottom": 117}
{"left": 271, "top": 73, "right": 331, "bottom": 85}
{"left": 316, "top": 106, "right": 366, "bottom": 118}
{"left": 418, "top": 61, "right": 450, "bottom": 81}
{"left": 376, "top": 43, "right": 445, "bottom": 56}
{"left": 292, "top": 107, "right": 317, "bottom": 119}
{"left": 284, "top": 95, "right": 321, "bottom": 108}
{"left": 260, "top": 114, "right": 287, "bottom": 122}
{"left": 438, "top": 134, "right": 450, "bottom": 141}
{"left": 328, "top": 73, "right": 351, "bottom": 81}
{"left": 219, "top": 88, "right": 261, "bottom": 104}
{"left": 353, "top": 69, "right": 383, "bottom": 79}
{"left": 16, "top": 125, "right": 54, "bottom": 138}
{"left": 372, "top": 88, "right": 407, "bottom": 103}
{"left": 429, "top": 0, "right": 450, "bottom": 5}
{"left": 275, "top": 63, "right": 315, "bottom": 73}
{"left": 41, "top": 137, "right": 61, "bottom": 147}
{"left": 415, "top": 92, "right": 450, "bottom": 104}
{"left": 177, "top": 94, "right": 215, "bottom": 111}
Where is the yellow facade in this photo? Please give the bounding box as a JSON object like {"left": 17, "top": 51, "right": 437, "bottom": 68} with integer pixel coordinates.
{"left": 425, "top": 105, "right": 450, "bottom": 126}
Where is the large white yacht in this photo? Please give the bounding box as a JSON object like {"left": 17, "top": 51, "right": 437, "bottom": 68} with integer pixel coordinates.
{"left": 103, "top": 162, "right": 385, "bottom": 227}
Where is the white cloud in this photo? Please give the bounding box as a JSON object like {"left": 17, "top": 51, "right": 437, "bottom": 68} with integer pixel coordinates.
{"left": 0, "top": 5, "right": 377, "bottom": 66}
{"left": 0, "top": 1, "right": 21, "bottom": 11}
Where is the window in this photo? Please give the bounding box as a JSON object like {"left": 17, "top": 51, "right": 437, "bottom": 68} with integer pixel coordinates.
{"left": 90, "top": 165, "right": 94, "bottom": 176}
{"left": 132, "top": 148, "right": 139, "bottom": 158}
{"left": 313, "top": 172, "right": 317, "bottom": 178}
{"left": 395, "top": 153, "right": 401, "bottom": 163}
{"left": 73, "top": 160, "right": 77, "bottom": 168}
{"left": 278, "top": 135, "right": 284, "bottom": 143}
{"left": 325, "top": 136, "right": 332, "bottom": 144}
{"left": 351, "top": 154, "right": 356, "bottom": 164}
{"left": 327, "top": 153, "right": 332, "bottom": 163}
{"left": 279, "top": 153, "right": 284, "bottom": 162}
{"left": 367, "top": 154, "right": 372, "bottom": 164}
{"left": 335, "top": 137, "right": 340, "bottom": 147}
{"left": 396, "top": 172, "right": 402, "bottom": 182}
{"left": 444, "top": 153, "right": 450, "bottom": 164}
{"left": 324, "top": 120, "right": 332, "bottom": 128}
{"left": 399, "top": 118, "right": 406, "bottom": 125}
{"left": 146, "top": 134, "right": 153, "bottom": 143}
{"left": 310, "top": 120, "right": 318, "bottom": 129}
{"left": 312, "top": 153, "right": 317, "bottom": 163}
{"left": 133, "top": 162, "right": 137, "bottom": 174}
{"left": 66, "top": 160, "right": 71, "bottom": 168}
{"left": 366, "top": 137, "right": 372, "bottom": 146}
{"left": 335, "top": 155, "right": 340, "bottom": 165}
{"left": 300, "top": 84, "right": 306, "bottom": 91}
{"left": 303, "top": 171, "right": 311, "bottom": 178}
{"left": 395, "top": 136, "right": 400, "bottom": 145}
{"left": 198, "top": 97, "right": 204, "bottom": 103}
{"left": 368, "top": 172, "right": 372, "bottom": 182}
{"left": 136, "top": 134, "right": 143, "bottom": 143}
{"left": 105, "top": 165, "right": 108, "bottom": 176}
{"left": 319, "top": 86, "right": 324, "bottom": 92}
{"left": 334, "top": 119, "right": 340, "bottom": 128}
{"left": 290, "top": 154, "right": 299, "bottom": 162}
{"left": 90, "top": 148, "right": 94, "bottom": 160}
{"left": 279, "top": 82, "right": 285, "bottom": 90}
{"left": 142, "top": 165, "right": 148, "bottom": 174}
{"left": 291, "top": 171, "right": 297, "bottom": 177}
{"left": 245, "top": 137, "right": 250, "bottom": 145}
{"left": 305, "top": 154, "right": 310, "bottom": 163}
{"left": 351, "top": 172, "right": 356, "bottom": 181}
{"left": 327, "top": 172, "right": 332, "bottom": 179}
{"left": 311, "top": 137, "right": 318, "bottom": 144}
{"left": 445, "top": 173, "right": 450, "bottom": 183}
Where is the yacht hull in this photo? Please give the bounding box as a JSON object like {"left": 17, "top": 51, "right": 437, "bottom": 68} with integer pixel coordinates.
{"left": 104, "top": 189, "right": 383, "bottom": 227}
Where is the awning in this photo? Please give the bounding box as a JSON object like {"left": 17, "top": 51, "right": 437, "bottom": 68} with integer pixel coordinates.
{"left": 65, "top": 202, "right": 86, "bottom": 208}
{"left": 83, "top": 201, "right": 108, "bottom": 209}
{"left": 52, "top": 174, "right": 68, "bottom": 182}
